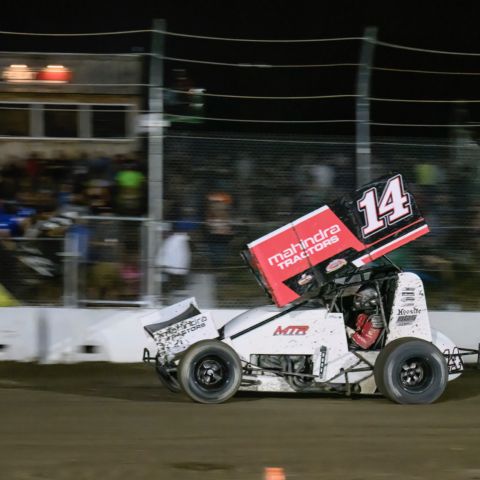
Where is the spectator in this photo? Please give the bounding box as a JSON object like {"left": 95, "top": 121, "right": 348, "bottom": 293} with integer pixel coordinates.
{"left": 292, "top": 174, "right": 323, "bottom": 216}
{"left": 332, "top": 154, "right": 355, "bottom": 196}
{"left": 414, "top": 160, "right": 444, "bottom": 196}
{"left": 0, "top": 158, "right": 23, "bottom": 200}
{"left": 204, "top": 192, "right": 234, "bottom": 269}
{"left": 87, "top": 210, "right": 123, "bottom": 300}
{"left": 155, "top": 223, "right": 192, "bottom": 304}
{"left": 24, "top": 151, "right": 42, "bottom": 188}
{"left": 120, "top": 250, "right": 142, "bottom": 300}
{"left": 114, "top": 159, "right": 146, "bottom": 215}
{"left": 309, "top": 156, "right": 335, "bottom": 201}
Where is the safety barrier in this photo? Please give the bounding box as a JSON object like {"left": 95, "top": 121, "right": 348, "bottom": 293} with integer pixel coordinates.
{"left": 0, "top": 306, "right": 478, "bottom": 364}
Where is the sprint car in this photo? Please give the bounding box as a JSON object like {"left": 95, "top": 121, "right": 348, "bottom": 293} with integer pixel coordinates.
{"left": 143, "top": 174, "right": 479, "bottom": 404}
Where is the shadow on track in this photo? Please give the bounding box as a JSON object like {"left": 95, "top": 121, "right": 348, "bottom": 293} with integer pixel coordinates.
{"left": 438, "top": 367, "right": 480, "bottom": 403}
{"left": 0, "top": 362, "right": 478, "bottom": 404}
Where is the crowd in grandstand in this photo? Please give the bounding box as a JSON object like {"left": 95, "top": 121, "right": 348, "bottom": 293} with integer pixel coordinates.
{"left": 0, "top": 151, "right": 147, "bottom": 304}
{"left": 0, "top": 150, "right": 147, "bottom": 238}
{"left": 0, "top": 143, "right": 479, "bottom": 308}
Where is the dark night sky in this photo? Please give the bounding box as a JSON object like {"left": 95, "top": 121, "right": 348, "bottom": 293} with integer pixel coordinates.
{"left": 3, "top": 1, "right": 480, "bottom": 137}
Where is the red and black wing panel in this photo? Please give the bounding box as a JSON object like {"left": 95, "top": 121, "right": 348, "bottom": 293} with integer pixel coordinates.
{"left": 245, "top": 173, "right": 429, "bottom": 307}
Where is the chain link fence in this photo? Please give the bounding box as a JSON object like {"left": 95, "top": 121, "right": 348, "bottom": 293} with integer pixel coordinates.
{"left": 164, "top": 131, "right": 480, "bottom": 310}
{"left": 370, "top": 136, "right": 480, "bottom": 310}
{"left": 0, "top": 131, "right": 478, "bottom": 310}
{"left": 68, "top": 216, "right": 147, "bottom": 307}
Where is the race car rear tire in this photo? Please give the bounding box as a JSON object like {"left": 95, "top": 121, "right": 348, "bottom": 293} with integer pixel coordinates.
{"left": 374, "top": 337, "right": 448, "bottom": 404}
{"left": 156, "top": 361, "right": 181, "bottom": 393}
{"left": 178, "top": 340, "right": 242, "bottom": 404}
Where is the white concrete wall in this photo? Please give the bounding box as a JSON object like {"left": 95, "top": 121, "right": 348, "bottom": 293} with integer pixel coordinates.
{"left": 0, "top": 306, "right": 478, "bottom": 364}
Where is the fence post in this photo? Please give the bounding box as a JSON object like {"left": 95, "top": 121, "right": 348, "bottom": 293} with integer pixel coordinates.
{"left": 146, "top": 18, "right": 166, "bottom": 306}
{"left": 63, "top": 230, "right": 79, "bottom": 307}
{"left": 356, "top": 26, "right": 377, "bottom": 187}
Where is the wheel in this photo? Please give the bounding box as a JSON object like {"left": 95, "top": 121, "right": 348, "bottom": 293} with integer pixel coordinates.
{"left": 178, "top": 340, "right": 242, "bottom": 404}
{"left": 374, "top": 337, "right": 448, "bottom": 404}
{"left": 155, "top": 360, "right": 181, "bottom": 393}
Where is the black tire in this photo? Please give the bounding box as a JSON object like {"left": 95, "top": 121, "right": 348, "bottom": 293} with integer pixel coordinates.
{"left": 155, "top": 361, "right": 181, "bottom": 393}
{"left": 374, "top": 337, "right": 448, "bottom": 404}
{"left": 178, "top": 340, "right": 242, "bottom": 404}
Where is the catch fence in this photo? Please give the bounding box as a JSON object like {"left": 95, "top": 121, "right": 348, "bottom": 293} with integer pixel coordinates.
{"left": 0, "top": 131, "right": 478, "bottom": 310}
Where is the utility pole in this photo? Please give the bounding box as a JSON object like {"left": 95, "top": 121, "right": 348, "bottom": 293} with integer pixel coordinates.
{"left": 356, "top": 26, "right": 377, "bottom": 187}
{"left": 146, "top": 19, "right": 165, "bottom": 306}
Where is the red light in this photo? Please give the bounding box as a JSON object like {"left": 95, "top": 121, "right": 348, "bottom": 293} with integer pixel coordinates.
{"left": 37, "top": 65, "right": 72, "bottom": 83}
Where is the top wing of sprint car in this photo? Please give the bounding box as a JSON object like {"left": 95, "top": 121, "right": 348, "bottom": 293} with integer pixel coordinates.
{"left": 243, "top": 173, "right": 429, "bottom": 307}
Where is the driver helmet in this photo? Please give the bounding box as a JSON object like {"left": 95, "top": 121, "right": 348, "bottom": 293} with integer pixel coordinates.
{"left": 353, "top": 285, "right": 380, "bottom": 310}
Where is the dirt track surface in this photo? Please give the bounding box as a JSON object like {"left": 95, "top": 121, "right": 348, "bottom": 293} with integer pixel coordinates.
{"left": 0, "top": 363, "right": 479, "bottom": 480}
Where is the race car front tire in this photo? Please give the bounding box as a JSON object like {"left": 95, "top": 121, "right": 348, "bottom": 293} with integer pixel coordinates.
{"left": 374, "top": 337, "right": 448, "bottom": 404}
{"left": 178, "top": 340, "right": 242, "bottom": 404}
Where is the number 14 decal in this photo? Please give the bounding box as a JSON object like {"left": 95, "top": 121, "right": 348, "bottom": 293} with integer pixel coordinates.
{"left": 357, "top": 174, "right": 412, "bottom": 238}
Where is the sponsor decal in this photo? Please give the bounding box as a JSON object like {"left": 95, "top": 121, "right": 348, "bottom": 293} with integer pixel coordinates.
{"left": 153, "top": 314, "right": 217, "bottom": 358}
{"left": 273, "top": 325, "right": 309, "bottom": 336}
{"left": 246, "top": 174, "right": 429, "bottom": 307}
{"left": 444, "top": 347, "right": 463, "bottom": 373}
{"left": 400, "top": 287, "right": 415, "bottom": 305}
{"left": 318, "top": 346, "right": 328, "bottom": 378}
{"left": 267, "top": 224, "right": 341, "bottom": 271}
{"left": 397, "top": 307, "right": 421, "bottom": 316}
{"left": 153, "top": 315, "right": 208, "bottom": 344}
{"left": 297, "top": 273, "right": 314, "bottom": 286}
{"left": 326, "top": 258, "right": 348, "bottom": 273}
{"left": 396, "top": 315, "right": 417, "bottom": 326}
{"left": 395, "top": 307, "right": 421, "bottom": 326}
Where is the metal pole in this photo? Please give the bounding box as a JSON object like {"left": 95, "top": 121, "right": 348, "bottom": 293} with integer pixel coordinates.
{"left": 62, "top": 231, "right": 79, "bottom": 307}
{"left": 355, "top": 27, "right": 377, "bottom": 187}
{"left": 146, "top": 19, "right": 165, "bottom": 306}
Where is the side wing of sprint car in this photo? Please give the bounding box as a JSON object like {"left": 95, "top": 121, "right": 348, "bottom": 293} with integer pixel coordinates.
{"left": 243, "top": 173, "right": 429, "bottom": 307}
{"left": 143, "top": 297, "right": 219, "bottom": 362}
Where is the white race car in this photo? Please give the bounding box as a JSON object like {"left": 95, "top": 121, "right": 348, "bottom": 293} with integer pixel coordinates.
{"left": 143, "top": 174, "right": 478, "bottom": 404}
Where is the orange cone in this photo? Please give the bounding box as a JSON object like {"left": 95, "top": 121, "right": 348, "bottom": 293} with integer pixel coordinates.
{"left": 264, "top": 467, "right": 286, "bottom": 480}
